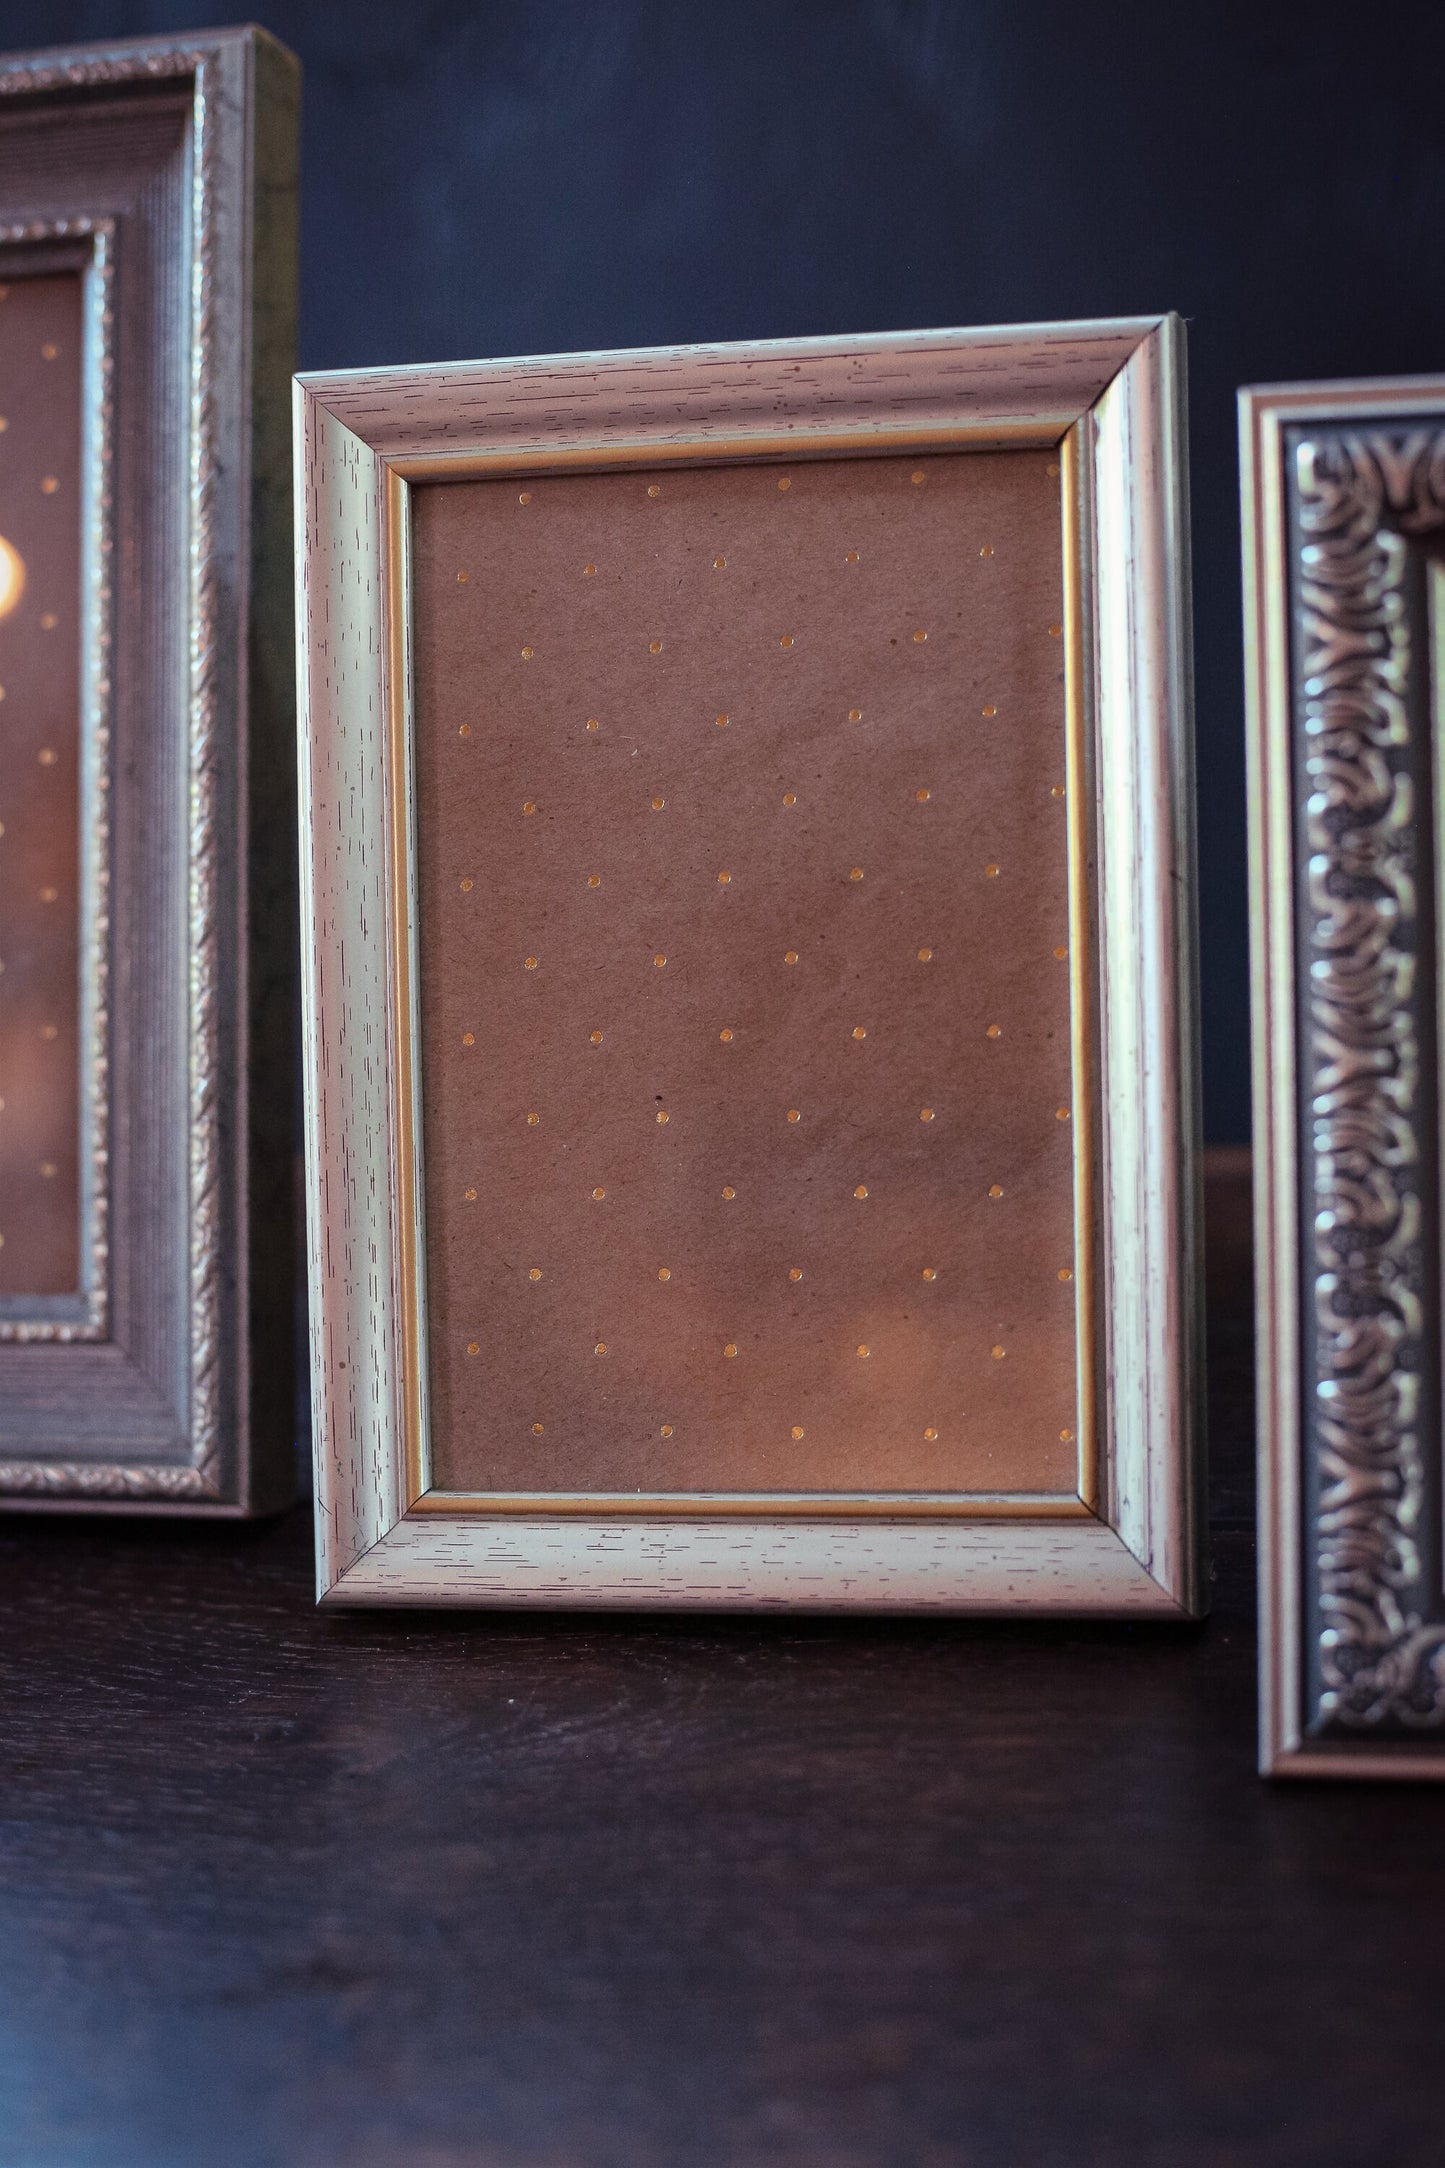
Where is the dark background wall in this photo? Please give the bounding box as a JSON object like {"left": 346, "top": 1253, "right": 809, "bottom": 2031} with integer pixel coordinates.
{"left": 13, "top": 0, "right": 1445, "bottom": 1142}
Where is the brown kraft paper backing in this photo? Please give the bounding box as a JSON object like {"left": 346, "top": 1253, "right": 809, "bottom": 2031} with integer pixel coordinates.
{"left": 411, "top": 448, "right": 1080, "bottom": 1498}
{"left": 0, "top": 269, "right": 82, "bottom": 1300}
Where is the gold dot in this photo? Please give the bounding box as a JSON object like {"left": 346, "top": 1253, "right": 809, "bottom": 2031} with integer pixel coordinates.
{"left": 40, "top": 613, "right": 56, "bottom": 631}
{"left": 41, "top": 342, "right": 57, "bottom": 360}
{"left": 467, "top": 1340, "right": 480, "bottom": 1356}
{"left": 911, "top": 470, "right": 925, "bottom": 485}
{"left": 1047, "top": 462, "right": 1061, "bottom": 478}
{"left": 849, "top": 866, "right": 864, "bottom": 882}
{"left": 986, "top": 1023, "right": 1002, "bottom": 1039}
{"left": 532, "top": 1421, "right": 545, "bottom": 1436}
{"left": 979, "top": 544, "right": 995, "bottom": 558}
{"left": 848, "top": 706, "right": 863, "bottom": 723}
{"left": 524, "top": 955, "right": 539, "bottom": 970}
{"left": 39, "top": 1162, "right": 56, "bottom": 1179}
{"left": 915, "top": 787, "right": 931, "bottom": 803}
{"left": 857, "top": 1344, "right": 871, "bottom": 1358}
{"left": 782, "top": 790, "right": 797, "bottom": 807}
{"left": 854, "top": 1184, "right": 868, "bottom": 1199}
{"left": 777, "top": 476, "right": 791, "bottom": 492}
{"left": 715, "top": 712, "right": 729, "bottom": 728}
{"left": 529, "top": 1267, "right": 542, "bottom": 1281}
{"left": 592, "top": 1186, "right": 606, "bottom": 1200}
{"left": 526, "top": 1112, "right": 540, "bottom": 1126}
{"left": 845, "top": 549, "right": 860, "bottom": 564}
{"left": 38, "top": 887, "right": 57, "bottom": 904}
{"left": 717, "top": 869, "right": 732, "bottom": 885}
{"left": 988, "top": 1183, "right": 1004, "bottom": 1198}
{"left": 912, "top": 628, "right": 927, "bottom": 643}
{"left": 924, "top": 1426, "right": 938, "bottom": 1441}
{"left": 38, "top": 747, "right": 57, "bottom": 766}
{"left": 458, "top": 724, "right": 472, "bottom": 738}
{"left": 985, "top": 863, "right": 1000, "bottom": 878}
{"left": 459, "top": 876, "right": 473, "bottom": 891}
{"left": 922, "top": 1266, "right": 937, "bottom": 1280}
{"left": 595, "top": 1342, "right": 607, "bottom": 1356}
{"left": 649, "top": 639, "right": 663, "bottom": 655}
{"left": 1056, "top": 1106, "right": 1071, "bottom": 1123}
{"left": 658, "top": 1267, "right": 672, "bottom": 1281}
{"left": 788, "top": 1267, "right": 802, "bottom": 1282}
{"left": 1054, "top": 945, "right": 1068, "bottom": 960}
{"left": 661, "top": 1423, "right": 674, "bottom": 1438}
{"left": 464, "top": 1187, "right": 477, "bottom": 1200}
{"left": 791, "top": 1425, "right": 805, "bottom": 1440}
{"left": 724, "top": 1342, "right": 738, "bottom": 1358}
{"left": 653, "top": 952, "right": 667, "bottom": 968}
{"left": 991, "top": 1344, "right": 1006, "bottom": 1360}
{"left": 1052, "top": 783, "right": 1066, "bottom": 799}
{"left": 982, "top": 703, "right": 997, "bottom": 718}
{"left": 851, "top": 1025, "right": 867, "bottom": 1040}
{"left": 656, "top": 1109, "right": 669, "bottom": 1125}
{"left": 917, "top": 947, "right": 933, "bottom": 963}
{"left": 522, "top": 800, "right": 536, "bottom": 815}
{"left": 1058, "top": 1267, "right": 1073, "bottom": 1282}
{"left": 521, "top": 645, "right": 534, "bottom": 660}
{"left": 784, "top": 949, "right": 799, "bottom": 965}
{"left": 586, "top": 716, "right": 599, "bottom": 732}
{"left": 919, "top": 1108, "right": 935, "bottom": 1122}
{"left": 587, "top": 873, "right": 601, "bottom": 888}
{"left": 779, "top": 634, "right": 794, "bottom": 649}
{"left": 1048, "top": 623, "right": 1062, "bottom": 638}
{"left": 787, "top": 1108, "right": 801, "bottom": 1124}
{"left": 462, "top": 1031, "right": 475, "bottom": 1046}
{"left": 721, "top": 1184, "right": 736, "bottom": 1200}
{"left": 457, "top": 570, "right": 469, "bottom": 584}
{"left": 652, "top": 794, "right": 666, "bottom": 811}
{"left": 647, "top": 483, "right": 661, "bottom": 498}
{"left": 1060, "top": 1426, "right": 1075, "bottom": 1442}
{"left": 518, "top": 490, "right": 532, "bottom": 505}
{"left": 713, "top": 555, "right": 727, "bottom": 570}
{"left": 583, "top": 562, "right": 596, "bottom": 576}
{"left": 719, "top": 1027, "right": 734, "bottom": 1042}
{"left": 589, "top": 1029, "right": 603, "bottom": 1045}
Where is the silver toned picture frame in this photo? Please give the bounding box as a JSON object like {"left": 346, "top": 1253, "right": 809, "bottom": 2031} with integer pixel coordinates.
{"left": 298, "top": 317, "right": 1202, "bottom": 1610}
{"left": 1244, "top": 373, "right": 1445, "bottom": 1776}
{"left": 0, "top": 28, "right": 300, "bottom": 1513}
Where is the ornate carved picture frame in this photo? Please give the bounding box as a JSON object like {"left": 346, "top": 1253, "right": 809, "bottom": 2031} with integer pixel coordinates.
{"left": 299, "top": 318, "right": 1202, "bottom": 1611}
{"left": 1244, "top": 376, "right": 1445, "bottom": 1774}
{"left": 0, "top": 29, "right": 299, "bottom": 1513}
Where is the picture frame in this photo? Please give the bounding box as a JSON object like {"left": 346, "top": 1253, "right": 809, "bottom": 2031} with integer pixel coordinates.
{"left": 298, "top": 317, "right": 1202, "bottom": 1610}
{"left": 1244, "top": 374, "right": 1445, "bottom": 1775}
{"left": 0, "top": 28, "right": 300, "bottom": 1514}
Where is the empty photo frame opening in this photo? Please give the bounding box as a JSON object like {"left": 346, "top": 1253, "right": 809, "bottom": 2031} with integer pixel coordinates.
{"left": 410, "top": 448, "right": 1091, "bottom": 1502}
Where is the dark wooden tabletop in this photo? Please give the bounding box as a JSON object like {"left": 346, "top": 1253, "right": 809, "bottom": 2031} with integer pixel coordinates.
{"left": 4, "top": 1157, "right": 1442, "bottom": 2168}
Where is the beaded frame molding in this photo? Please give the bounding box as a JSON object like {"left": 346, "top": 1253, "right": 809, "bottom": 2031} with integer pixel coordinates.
{"left": 0, "top": 29, "right": 299, "bottom": 1514}
{"left": 1244, "top": 375, "right": 1445, "bottom": 1776}
{"left": 299, "top": 317, "right": 1203, "bottom": 1612}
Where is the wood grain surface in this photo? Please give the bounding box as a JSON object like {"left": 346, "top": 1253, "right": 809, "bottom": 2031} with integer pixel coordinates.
{"left": 2, "top": 1162, "right": 1443, "bottom": 2167}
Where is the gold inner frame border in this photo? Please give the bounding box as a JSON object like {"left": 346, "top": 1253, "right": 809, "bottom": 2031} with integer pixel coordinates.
{"left": 384, "top": 422, "right": 1100, "bottom": 1521}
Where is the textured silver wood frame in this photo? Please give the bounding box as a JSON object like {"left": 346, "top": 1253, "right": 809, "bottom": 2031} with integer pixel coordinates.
{"left": 1245, "top": 376, "right": 1445, "bottom": 1775}
{"left": 0, "top": 28, "right": 299, "bottom": 1513}
{"left": 298, "top": 318, "right": 1202, "bottom": 1610}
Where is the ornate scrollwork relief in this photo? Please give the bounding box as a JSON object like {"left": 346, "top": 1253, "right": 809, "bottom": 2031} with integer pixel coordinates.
{"left": 1296, "top": 428, "right": 1445, "bottom": 1728}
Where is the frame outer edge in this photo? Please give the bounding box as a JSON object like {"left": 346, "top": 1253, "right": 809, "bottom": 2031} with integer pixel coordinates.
{"left": 1240, "top": 387, "right": 1301, "bottom": 1774}
{"left": 297, "top": 386, "right": 407, "bottom": 1592}
{"left": 1243, "top": 375, "right": 1445, "bottom": 1780}
{"left": 1090, "top": 316, "right": 1204, "bottom": 1615}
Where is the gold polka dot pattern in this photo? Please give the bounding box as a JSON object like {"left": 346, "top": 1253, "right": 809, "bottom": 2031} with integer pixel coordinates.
{"left": 414, "top": 450, "right": 1078, "bottom": 1495}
